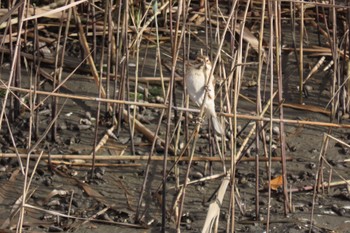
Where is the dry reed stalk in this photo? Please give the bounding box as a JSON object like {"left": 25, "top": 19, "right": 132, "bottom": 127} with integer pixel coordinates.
{"left": 51, "top": 0, "right": 69, "bottom": 142}
{"left": 3, "top": 110, "right": 25, "bottom": 175}
{"left": 166, "top": 0, "right": 188, "bottom": 229}
{"left": 0, "top": 85, "right": 167, "bottom": 109}
{"left": 24, "top": 204, "right": 145, "bottom": 228}
{"left": 174, "top": 1, "right": 240, "bottom": 230}
{"left": 48, "top": 160, "right": 142, "bottom": 167}
{"left": 1, "top": 25, "right": 47, "bottom": 44}
{"left": 1, "top": 0, "right": 350, "bottom": 232}
{"left": 236, "top": 92, "right": 278, "bottom": 162}
{"left": 73, "top": 4, "right": 170, "bottom": 153}
{"left": 303, "top": 56, "right": 326, "bottom": 84}
{"left": 202, "top": 175, "right": 230, "bottom": 233}
{"left": 347, "top": 61, "right": 350, "bottom": 112}
{"left": 282, "top": 46, "right": 348, "bottom": 59}
{"left": 274, "top": 0, "right": 291, "bottom": 215}
{"left": 91, "top": 125, "right": 117, "bottom": 155}
{"left": 254, "top": 0, "right": 270, "bottom": 228}
{"left": 90, "top": 2, "right": 109, "bottom": 176}
{"left": 0, "top": 152, "right": 292, "bottom": 162}
{"left": 200, "top": 84, "right": 276, "bottom": 233}
{"left": 0, "top": 2, "right": 23, "bottom": 28}
{"left": 73, "top": 7, "right": 105, "bottom": 97}
{"left": 221, "top": 112, "right": 350, "bottom": 128}
{"left": 23, "top": 1, "right": 85, "bottom": 22}
{"left": 288, "top": 179, "right": 350, "bottom": 193}
{"left": 135, "top": 109, "right": 167, "bottom": 222}
{"left": 0, "top": 46, "right": 88, "bottom": 68}
{"left": 299, "top": 1, "right": 304, "bottom": 104}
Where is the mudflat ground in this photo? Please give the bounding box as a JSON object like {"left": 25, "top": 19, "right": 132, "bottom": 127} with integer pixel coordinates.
{"left": 1, "top": 6, "right": 350, "bottom": 233}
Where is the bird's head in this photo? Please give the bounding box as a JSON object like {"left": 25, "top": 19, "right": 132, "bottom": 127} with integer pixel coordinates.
{"left": 196, "top": 55, "right": 212, "bottom": 71}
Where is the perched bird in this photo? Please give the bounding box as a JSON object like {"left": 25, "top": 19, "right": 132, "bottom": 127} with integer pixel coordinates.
{"left": 185, "top": 55, "right": 223, "bottom": 135}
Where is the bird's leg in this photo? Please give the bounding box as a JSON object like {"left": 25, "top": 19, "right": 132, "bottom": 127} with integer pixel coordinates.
{"left": 204, "top": 84, "right": 211, "bottom": 92}
{"left": 203, "top": 85, "right": 213, "bottom": 99}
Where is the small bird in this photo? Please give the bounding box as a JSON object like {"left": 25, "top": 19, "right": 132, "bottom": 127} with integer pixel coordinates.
{"left": 185, "top": 55, "right": 223, "bottom": 135}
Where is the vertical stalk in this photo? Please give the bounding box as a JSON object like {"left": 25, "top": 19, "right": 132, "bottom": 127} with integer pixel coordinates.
{"left": 275, "top": 0, "right": 290, "bottom": 214}
{"left": 299, "top": 0, "right": 304, "bottom": 104}
{"left": 256, "top": 0, "right": 266, "bottom": 221}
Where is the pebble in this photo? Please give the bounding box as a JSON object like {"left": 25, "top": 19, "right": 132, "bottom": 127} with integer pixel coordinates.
{"left": 190, "top": 171, "right": 204, "bottom": 179}
{"left": 0, "top": 166, "right": 7, "bottom": 172}
{"left": 340, "top": 147, "right": 350, "bottom": 155}
{"left": 272, "top": 126, "right": 280, "bottom": 135}
{"left": 72, "top": 199, "right": 81, "bottom": 208}
{"left": 133, "top": 136, "right": 142, "bottom": 144}
{"left": 289, "top": 145, "right": 297, "bottom": 152}
{"left": 135, "top": 149, "right": 144, "bottom": 155}
{"left": 85, "top": 111, "right": 92, "bottom": 120}
{"left": 67, "top": 137, "right": 76, "bottom": 145}
{"left": 47, "top": 199, "right": 61, "bottom": 207}
{"left": 309, "top": 148, "right": 318, "bottom": 153}
{"left": 43, "top": 177, "right": 53, "bottom": 186}
{"left": 77, "top": 124, "right": 91, "bottom": 130}
{"left": 48, "top": 226, "right": 64, "bottom": 232}
{"left": 38, "top": 109, "right": 51, "bottom": 116}
{"left": 185, "top": 224, "right": 192, "bottom": 230}
{"left": 58, "top": 121, "right": 67, "bottom": 130}
{"left": 95, "top": 167, "right": 106, "bottom": 175}
{"left": 137, "top": 115, "right": 151, "bottom": 124}
{"left": 342, "top": 113, "right": 350, "bottom": 120}
{"left": 79, "top": 118, "right": 92, "bottom": 125}
{"left": 155, "top": 96, "right": 164, "bottom": 103}
{"left": 156, "top": 142, "right": 164, "bottom": 153}
{"left": 307, "top": 162, "right": 316, "bottom": 169}
{"left": 239, "top": 177, "right": 248, "bottom": 185}
{"left": 331, "top": 204, "right": 346, "bottom": 216}
{"left": 304, "top": 85, "right": 313, "bottom": 92}
{"left": 179, "top": 142, "right": 185, "bottom": 150}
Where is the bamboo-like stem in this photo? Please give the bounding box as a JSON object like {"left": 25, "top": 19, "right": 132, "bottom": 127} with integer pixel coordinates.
{"left": 0, "top": 153, "right": 292, "bottom": 161}
{"left": 90, "top": 0, "right": 108, "bottom": 177}
{"left": 163, "top": 0, "right": 176, "bottom": 229}
{"left": 256, "top": 0, "right": 266, "bottom": 220}
{"left": 1, "top": 1, "right": 350, "bottom": 232}
{"left": 221, "top": 112, "right": 350, "bottom": 128}
{"left": 52, "top": 1, "right": 72, "bottom": 141}
{"left": 275, "top": 0, "right": 290, "bottom": 214}
{"left": 0, "top": 85, "right": 167, "bottom": 108}
{"left": 299, "top": 0, "right": 304, "bottom": 104}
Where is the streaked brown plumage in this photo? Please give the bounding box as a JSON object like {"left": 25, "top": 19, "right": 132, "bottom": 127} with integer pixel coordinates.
{"left": 185, "top": 55, "right": 223, "bottom": 135}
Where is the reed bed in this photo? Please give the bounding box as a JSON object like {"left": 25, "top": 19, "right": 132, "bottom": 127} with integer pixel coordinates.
{"left": 0, "top": 0, "right": 349, "bottom": 232}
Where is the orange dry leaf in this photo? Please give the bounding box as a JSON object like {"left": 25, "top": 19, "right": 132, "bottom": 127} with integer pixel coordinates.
{"left": 269, "top": 175, "right": 283, "bottom": 191}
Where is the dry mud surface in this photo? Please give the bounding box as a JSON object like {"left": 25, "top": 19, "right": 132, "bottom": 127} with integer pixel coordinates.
{"left": 1, "top": 61, "right": 350, "bottom": 233}
{"left": 1, "top": 16, "right": 350, "bottom": 233}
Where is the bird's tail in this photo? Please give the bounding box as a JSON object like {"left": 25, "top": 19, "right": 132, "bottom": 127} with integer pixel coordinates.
{"left": 211, "top": 116, "right": 224, "bottom": 135}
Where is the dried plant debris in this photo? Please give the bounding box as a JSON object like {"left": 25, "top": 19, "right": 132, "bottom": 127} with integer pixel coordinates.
{"left": 1, "top": 0, "right": 350, "bottom": 232}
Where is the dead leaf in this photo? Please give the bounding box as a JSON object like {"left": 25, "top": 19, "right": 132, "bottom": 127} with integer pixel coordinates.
{"left": 269, "top": 175, "right": 283, "bottom": 191}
